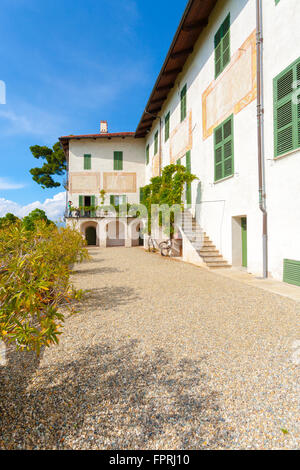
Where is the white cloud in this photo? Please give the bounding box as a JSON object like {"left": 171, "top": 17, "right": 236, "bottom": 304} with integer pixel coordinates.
{"left": 0, "top": 177, "right": 25, "bottom": 190}
{"left": 0, "top": 191, "right": 66, "bottom": 221}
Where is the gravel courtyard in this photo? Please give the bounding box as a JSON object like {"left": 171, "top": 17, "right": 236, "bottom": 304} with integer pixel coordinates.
{"left": 0, "top": 247, "right": 299, "bottom": 450}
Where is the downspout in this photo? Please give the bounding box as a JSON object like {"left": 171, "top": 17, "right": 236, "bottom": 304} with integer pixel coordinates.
{"left": 256, "top": 0, "right": 268, "bottom": 278}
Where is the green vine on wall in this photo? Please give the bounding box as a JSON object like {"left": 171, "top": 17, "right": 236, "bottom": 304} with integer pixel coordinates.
{"left": 140, "top": 164, "right": 197, "bottom": 236}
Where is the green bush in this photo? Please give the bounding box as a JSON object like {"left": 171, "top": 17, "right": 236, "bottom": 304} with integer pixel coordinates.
{"left": 0, "top": 220, "right": 89, "bottom": 355}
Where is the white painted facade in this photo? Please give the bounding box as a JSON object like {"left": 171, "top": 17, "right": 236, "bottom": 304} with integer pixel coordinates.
{"left": 64, "top": 0, "right": 300, "bottom": 282}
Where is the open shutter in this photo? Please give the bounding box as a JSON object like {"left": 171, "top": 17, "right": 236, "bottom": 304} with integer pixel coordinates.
{"left": 274, "top": 68, "right": 294, "bottom": 156}
{"left": 181, "top": 85, "right": 187, "bottom": 122}
{"left": 214, "top": 125, "right": 224, "bottom": 181}
{"left": 223, "top": 117, "right": 233, "bottom": 177}
{"left": 110, "top": 195, "right": 115, "bottom": 206}
{"left": 91, "top": 195, "right": 96, "bottom": 217}
{"left": 146, "top": 145, "right": 149, "bottom": 164}
{"left": 140, "top": 187, "right": 144, "bottom": 203}
{"left": 79, "top": 195, "right": 84, "bottom": 216}
{"left": 215, "top": 14, "right": 230, "bottom": 78}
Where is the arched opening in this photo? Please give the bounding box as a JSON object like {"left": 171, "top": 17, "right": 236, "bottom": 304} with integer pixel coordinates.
{"left": 106, "top": 221, "right": 126, "bottom": 247}
{"left": 85, "top": 226, "right": 97, "bottom": 246}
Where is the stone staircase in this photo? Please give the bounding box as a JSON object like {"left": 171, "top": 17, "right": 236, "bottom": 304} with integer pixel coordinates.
{"left": 182, "top": 212, "right": 231, "bottom": 269}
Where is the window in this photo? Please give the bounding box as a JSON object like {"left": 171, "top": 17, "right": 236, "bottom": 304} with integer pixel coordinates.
{"left": 84, "top": 154, "right": 91, "bottom": 170}
{"left": 275, "top": 0, "right": 280, "bottom": 4}
{"left": 154, "top": 131, "right": 158, "bottom": 155}
{"left": 180, "top": 85, "right": 187, "bottom": 122}
{"left": 214, "top": 115, "right": 234, "bottom": 182}
{"left": 114, "top": 151, "right": 123, "bottom": 170}
{"left": 146, "top": 144, "right": 150, "bottom": 165}
{"left": 79, "top": 195, "right": 96, "bottom": 216}
{"left": 214, "top": 14, "right": 230, "bottom": 78}
{"left": 274, "top": 57, "right": 300, "bottom": 157}
{"left": 165, "top": 112, "right": 170, "bottom": 141}
{"left": 110, "top": 195, "right": 127, "bottom": 206}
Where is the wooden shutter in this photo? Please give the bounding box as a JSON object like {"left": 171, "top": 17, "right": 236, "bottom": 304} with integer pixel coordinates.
{"left": 79, "top": 195, "right": 84, "bottom": 216}
{"left": 181, "top": 85, "right": 187, "bottom": 122}
{"left": 165, "top": 112, "right": 170, "bottom": 141}
{"left": 146, "top": 145, "right": 150, "bottom": 164}
{"left": 140, "top": 187, "right": 144, "bottom": 203}
{"left": 283, "top": 259, "right": 300, "bottom": 286}
{"left": 214, "top": 115, "right": 234, "bottom": 181}
{"left": 215, "top": 14, "right": 230, "bottom": 78}
{"left": 110, "top": 195, "right": 115, "bottom": 206}
{"left": 274, "top": 58, "right": 300, "bottom": 157}
{"left": 91, "top": 195, "right": 96, "bottom": 217}
{"left": 84, "top": 154, "right": 91, "bottom": 170}
{"left": 154, "top": 132, "right": 158, "bottom": 155}
{"left": 114, "top": 151, "right": 123, "bottom": 170}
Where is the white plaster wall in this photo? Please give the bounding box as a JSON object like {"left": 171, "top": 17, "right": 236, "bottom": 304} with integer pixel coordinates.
{"left": 263, "top": 0, "right": 300, "bottom": 280}
{"left": 68, "top": 137, "right": 146, "bottom": 207}
{"left": 145, "top": 0, "right": 265, "bottom": 276}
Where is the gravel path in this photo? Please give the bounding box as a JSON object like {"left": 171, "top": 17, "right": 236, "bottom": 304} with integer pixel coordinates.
{"left": 0, "top": 247, "right": 299, "bottom": 449}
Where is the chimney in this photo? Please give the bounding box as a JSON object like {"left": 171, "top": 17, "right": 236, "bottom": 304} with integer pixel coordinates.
{"left": 100, "top": 120, "right": 108, "bottom": 134}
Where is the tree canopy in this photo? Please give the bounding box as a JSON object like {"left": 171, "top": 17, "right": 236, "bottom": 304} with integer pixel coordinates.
{"left": 29, "top": 142, "right": 66, "bottom": 189}
{"left": 23, "top": 209, "right": 53, "bottom": 231}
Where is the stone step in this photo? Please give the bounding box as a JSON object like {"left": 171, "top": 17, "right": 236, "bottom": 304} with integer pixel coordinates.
{"left": 200, "top": 255, "right": 224, "bottom": 262}
{"left": 199, "top": 249, "right": 220, "bottom": 257}
{"left": 206, "top": 261, "right": 231, "bottom": 268}
{"left": 199, "top": 246, "right": 219, "bottom": 253}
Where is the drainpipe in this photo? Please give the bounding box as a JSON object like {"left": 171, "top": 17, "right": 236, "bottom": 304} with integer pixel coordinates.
{"left": 145, "top": 110, "right": 162, "bottom": 176}
{"left": 256, "top": 0, "right": 268, "bottom": 278}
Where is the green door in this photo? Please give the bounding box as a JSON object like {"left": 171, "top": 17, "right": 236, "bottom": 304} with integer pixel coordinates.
{"left": 86, "top": 226, "right": 96, "bottom": 246}
{"left": 241, "top": 217, "right": 247, "bottom": 268}
{"left": 186, "top": 151, "right": 192, "bottom": 207}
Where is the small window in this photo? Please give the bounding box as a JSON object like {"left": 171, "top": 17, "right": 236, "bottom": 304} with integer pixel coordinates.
{"left": 154, "top": 131, "right": 159, "bottom": 155}
{"left": 110, "top": 195, "right": 127, "bottom": 206}
{"left": 165, "top": 112, "right": 170, "bottom": 141}
{"left": 214, "top": 115, "right": 234, "bottom": 182}
{"left": 84, "top": 154, "right": 91, "bottom": 170}
{"left": 273, "top": 57, "right": 300, "bottom": 157}
{"left": 114, "top": 151, "right": 123, "bottom": 171}
{"left": 215, "top": 14, "right": 231, "bottom": 78}
{"left": 180, "top": 85, "right": 187, "bottom": 122}
{"left": 146, "top": 144, "right": 150, "bottom": 165}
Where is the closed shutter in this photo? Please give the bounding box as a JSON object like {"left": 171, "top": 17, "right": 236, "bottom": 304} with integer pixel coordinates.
{"left": 214, "top": 115, "right": 234, "bottom": 181}
{"left": 84, "top": 154, "right": 91, "bottom": 170}
{"left": 215, "top": 14, "right": 230, "bottom": 78}
{"left": 181, "top": 85, "right": 187, "bottom": 122}
{"left": 114, "top": 151, "right": 123, "bottom": 170}
{"left": 186, "top": 151, "right": 192, "bottom": 206}
{"left": 79, "top": 195, "right": 84, "bottom": 216}
{"left": 110, "top": 195, "right": 115, "bottom": 206}
{"left": 274, "top": 58, "right": 300, "bottom": 157}
{"left": 283, "top": 259, "right": 300, "bottom": 287}
{"left": 146, "top": 145, "right": 149, "bottom": 165}
{"left": 91, "top": 195, "right": 96, "bottom": 217}
{"left": 165, "top": 112, "right": 170, "bottom": 141}
{"left": 154, "top": 132, "right": 158, "bottom": 155}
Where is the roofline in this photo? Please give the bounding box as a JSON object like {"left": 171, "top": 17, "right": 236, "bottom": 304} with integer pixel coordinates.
{"left": 59, "top": 132, "right": 137, "bottom": 157}
{"left": 135, "top": 0, "right": 217, "bottom": 137}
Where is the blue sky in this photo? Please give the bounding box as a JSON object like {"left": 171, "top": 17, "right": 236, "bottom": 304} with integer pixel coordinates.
{"left": 0, "top": 0, "right": 186, "bottom": 219}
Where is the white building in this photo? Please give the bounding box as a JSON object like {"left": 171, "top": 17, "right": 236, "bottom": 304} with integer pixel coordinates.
{"left": 61, "top": 0, "right": 300, "bottom": 286}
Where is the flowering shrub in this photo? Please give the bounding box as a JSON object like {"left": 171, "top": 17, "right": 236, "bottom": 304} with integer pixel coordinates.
{"left": 0, "top": 220, "right": 89, "bottom": 355}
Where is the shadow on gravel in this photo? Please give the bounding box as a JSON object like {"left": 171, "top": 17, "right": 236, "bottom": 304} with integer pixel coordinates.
{"left": 73, "top": 267, "right": 123, "bottom": 276}
{"left": 80, "top": 286, "right": 140, "bottom": 311}
{"left": 0, "top": 340, "right": 232, "bottom": 450}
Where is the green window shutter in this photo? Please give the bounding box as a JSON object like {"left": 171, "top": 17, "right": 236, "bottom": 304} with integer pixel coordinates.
{"left": 274, "top": 58, "right": 300, "bottom": 157}
{"left": 275, "top": 0, "right": 280, "bottom": 5}
{"left": 140, "top": 187, "right": 144, "bottom": 203}
{"left": 79, "top": 195, "right": 84, "bottom": 216}
{"left": 84, "top": 154, "right": 91, "bottom": 170}
{"left": 90, "top": 195, "right": 96, "bottom": 217}
{"left": 110, "top": 195, "right": 115, "bottom": 206}
{"left": 114, "top": 151, "right": 123, "bottom": 170}
{"left": 283, "top": 259, "right": 300, "bottom": 286}
{"left": 146, "top": 144, "right": 150, "bottom": 165}
{"left": 214, "top": 115, "right": 234, "bottom": 182}
{"left": 165, "top": 112, "right": 170, "bottom": 141}
{"left": 215, "top": 14, "right": 230, "bottom": 78}
{"left": 181, "top": 85, "right": 187, "bottom": 122}
{"left": 186, "top": 150, "right": 191, "bottom": 173}
{"left": 154, "top": 131, "right": 158, "bottom": 155}
{"left": 176, "top": 159, "right": 181, "bottom": 165}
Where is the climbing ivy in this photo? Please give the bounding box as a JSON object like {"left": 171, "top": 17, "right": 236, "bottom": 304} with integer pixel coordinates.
{"left": 140, "top": 164, "right": 197, "bottom": 236}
